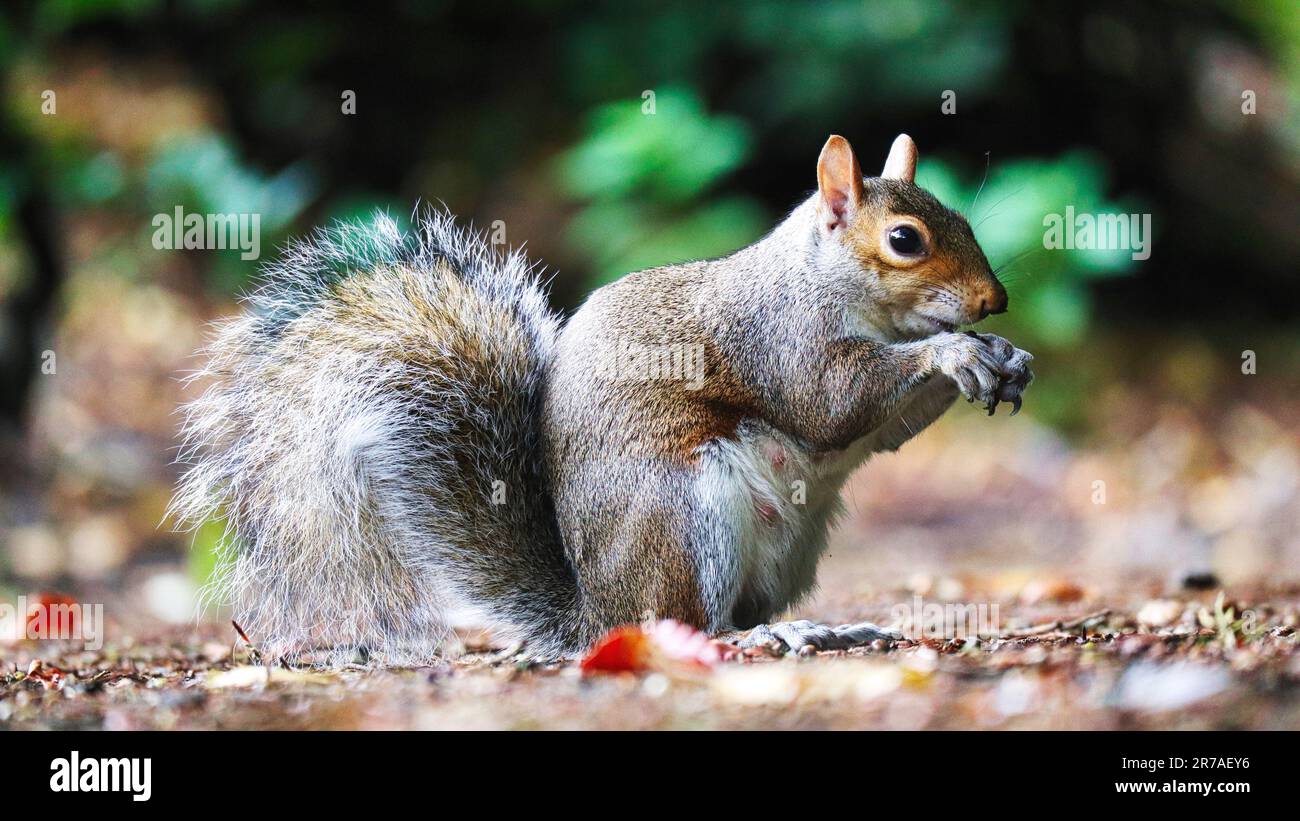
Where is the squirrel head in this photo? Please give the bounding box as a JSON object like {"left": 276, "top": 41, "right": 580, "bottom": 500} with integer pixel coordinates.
{"left": 814, "top": 133, "right": 1007, "bottom": 339}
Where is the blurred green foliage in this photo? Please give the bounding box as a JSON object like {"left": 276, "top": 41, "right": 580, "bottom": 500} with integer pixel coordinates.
{"left": 0, "top": 0, "right": 1297, "bottom": 393}
{"left": 187, "top": 515, "right": 224, "bottom": 590}
{"left": 556, "top": 87, "right": 766, "bottom": 284}
{"left": 563, "top": 0, "right": 1012, "bottom": 114}
{"left": 146, "top": 136, "right": 314, "bottom": 226}
{"left": 145, "top": 135, "right": 316, "bottom": 289}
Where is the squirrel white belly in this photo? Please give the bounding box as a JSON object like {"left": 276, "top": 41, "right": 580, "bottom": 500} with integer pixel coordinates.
{"left": 171, "top": 134, "right": 1033, "bottom": 664}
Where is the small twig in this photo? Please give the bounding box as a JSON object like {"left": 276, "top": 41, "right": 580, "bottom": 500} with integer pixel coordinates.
{"left": 231, "top": 619, "right": 262, "bottom": 663}
{"left": 230, "top": 619, "right": 252, "bottom": 644}
{"left": 1004, "top": 609, "right": 1112, "bottom": 639}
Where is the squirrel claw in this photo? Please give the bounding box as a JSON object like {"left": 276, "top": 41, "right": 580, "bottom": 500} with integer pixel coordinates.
{"left": 1010, "top": 396, "right": 1022, "bottom": 416}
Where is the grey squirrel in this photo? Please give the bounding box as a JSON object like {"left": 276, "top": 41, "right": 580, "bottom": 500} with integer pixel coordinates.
{"left": 171, "top": 134, "right": 1033, "bottom": 664}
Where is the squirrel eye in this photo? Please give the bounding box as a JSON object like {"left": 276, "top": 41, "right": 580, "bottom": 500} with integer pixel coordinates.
{"left": 887, "top": 225, "right": 925, "bottom": 256}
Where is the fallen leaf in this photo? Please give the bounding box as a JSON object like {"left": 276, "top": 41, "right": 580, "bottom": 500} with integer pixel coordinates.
{"left": 711, "top": 661, "right": 902, "bottom": 707}
{"left": 1137, "top": 599, "right": 1184, "bottom": 628}
{"left": 711, "top": 666, "right": 800, "bottom": 706}
{"left": 1111, "top": 662, "right": 1231, "bottom": 711}
{"left": 580, "top": 626, "right": 652, "bottom": 674}
{"left": 25, "top": 592, "right": 81, "bottom": 640}
{"left": 205, "top": 665, "right": 336, "bottom": 689}
{"left": 1020, "top": 578, "right": 1087, "bottom": 605}
{"left": 580, "top": 619, "right": 731, "bottom": 675}
{"left": 25, "top": 659, "right": 67, "bottom": 690}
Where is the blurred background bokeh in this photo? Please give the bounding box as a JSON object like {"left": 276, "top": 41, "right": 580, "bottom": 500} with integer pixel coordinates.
{"left": 1, "top": 0, "right": 1298, "bottom": 631}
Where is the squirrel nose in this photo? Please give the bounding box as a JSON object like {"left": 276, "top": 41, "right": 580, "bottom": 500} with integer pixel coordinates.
{"left": 977, "top": 283, "right": 1009, "bottom": 320}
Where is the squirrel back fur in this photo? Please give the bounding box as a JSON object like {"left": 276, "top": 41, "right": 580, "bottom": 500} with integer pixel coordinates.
{"left": 171, "top": 211, "right": 591, "bottom": 663}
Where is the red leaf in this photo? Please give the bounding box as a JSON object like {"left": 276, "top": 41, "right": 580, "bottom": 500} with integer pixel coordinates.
{"left": 580, "top": 626, "right": 652, "bottom": 674}
{"left": 25, "top": 592, "right": 80, "bottom": 640}
{"left": 580, "top": 620, "right": 733, "bottom": 675}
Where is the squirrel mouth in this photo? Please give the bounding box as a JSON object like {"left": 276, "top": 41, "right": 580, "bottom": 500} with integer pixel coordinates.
{"left": 916, "top": 315, "right": 959, "bottom": 334}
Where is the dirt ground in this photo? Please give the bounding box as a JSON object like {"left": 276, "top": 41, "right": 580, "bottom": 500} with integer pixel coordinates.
{"left": 4, "top": 361, "right": 1299, "bottom": 730}
{"left": 2, "top": 583, "right": 1298, "bottom": 730}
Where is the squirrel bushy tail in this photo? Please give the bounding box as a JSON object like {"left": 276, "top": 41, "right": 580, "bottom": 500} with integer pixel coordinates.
{"left": 170, "top": 211, "right": 590, "bottom": 663}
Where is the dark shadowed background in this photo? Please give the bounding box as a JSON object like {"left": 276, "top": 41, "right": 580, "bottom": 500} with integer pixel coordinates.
{"left": 1, "top": 0, "right": 1298, "bottom": 636}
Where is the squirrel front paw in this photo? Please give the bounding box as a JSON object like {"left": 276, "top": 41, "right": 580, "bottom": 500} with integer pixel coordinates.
{"left": 929, "top": 332, "right": 1033, "bottom": 415}
{"left": 966, "top": 332, "right": 1034, "bottom": 415}
{"left": 929, "top": 332, "right": 1004, "bottom": 409}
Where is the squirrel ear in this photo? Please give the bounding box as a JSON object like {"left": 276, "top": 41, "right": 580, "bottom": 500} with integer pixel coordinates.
{"left": 881, "top": 134, "right": 918, "bottom": 182}
{"left": 817, "top": 135, "right": 864, "bottom": 230}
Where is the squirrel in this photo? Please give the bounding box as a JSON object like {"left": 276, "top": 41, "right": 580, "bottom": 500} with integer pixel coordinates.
{"left": 171, "top": 134, "right": 1033, "bottom": 664}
